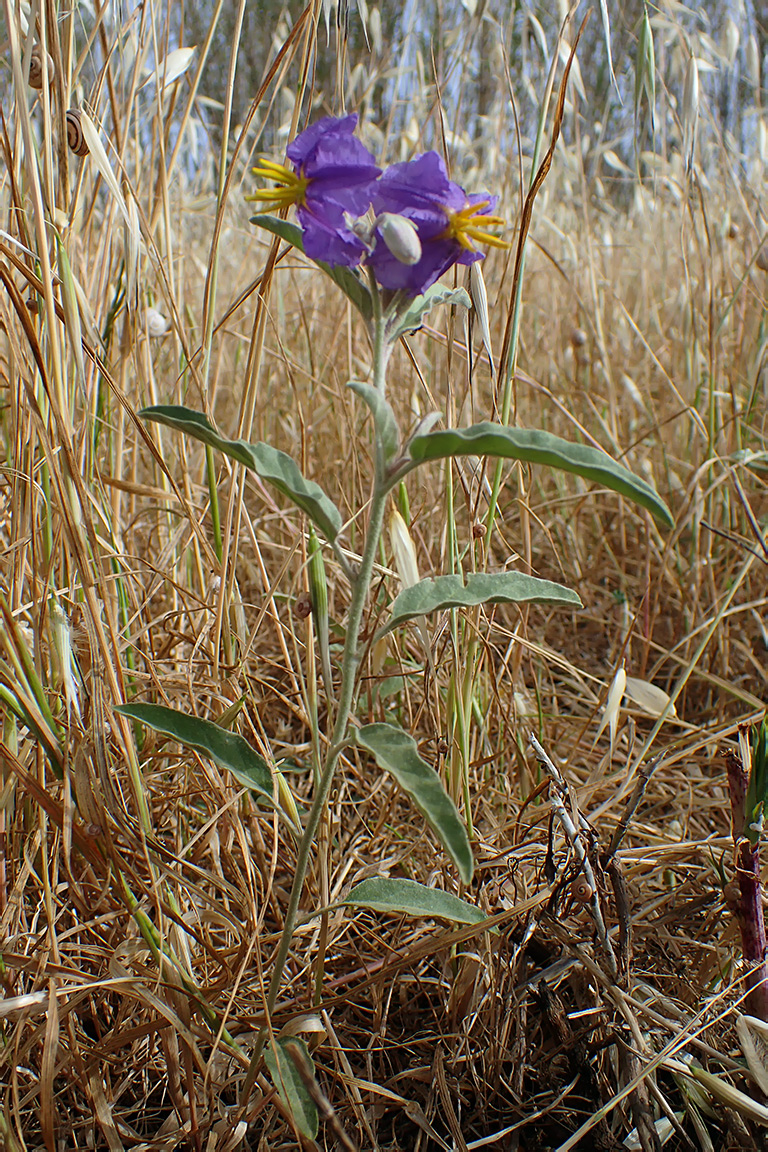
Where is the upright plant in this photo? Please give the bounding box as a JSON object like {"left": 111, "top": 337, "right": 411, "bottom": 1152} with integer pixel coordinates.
{"left": 120, "top": 114, "right": 672, "bottom": 1135}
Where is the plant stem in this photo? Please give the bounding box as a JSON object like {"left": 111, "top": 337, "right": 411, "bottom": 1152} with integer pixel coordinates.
{"left": 263, "top": 484, "right": 387, "bottom": 1015}
{"left": 242, "top": 302, "right": 391, "bottom": 1090}
{"left": 725, "top": 749, "right": 768, "bottom": 1020}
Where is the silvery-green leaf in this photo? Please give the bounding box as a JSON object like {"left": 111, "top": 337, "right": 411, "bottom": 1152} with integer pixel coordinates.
{"left": 390, "top": 284, "right": 471, "bottom": 340}
{"left": 140, "top": 406, "right": 342, "bottom": 541}
{"left": 264, "top": 1038, "right": 318, "bottom": 1140}
{"left": 343, "top": 877, "right": 486, "bottom": 925}
{"left": 382, "top": 572, "right": 581, "bottom": 636}
{"left": 348, "top": 381, "right": 400, "bottom": 462}
{"left": 250, "top": 213, "right": 372, "bottom": 321}
{"left": 116, "top": 703, "right": 273, "bottom": 803}
{"left": 356, "top": 723, "right": 472, "bottom": 883}
{"left": 406, "top": 423, "right": 673, "bottom": 526}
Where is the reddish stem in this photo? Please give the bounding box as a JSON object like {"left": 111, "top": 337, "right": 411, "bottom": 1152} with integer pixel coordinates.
{"left": 726, "top": 751, "right": 768, "bottom": 1021}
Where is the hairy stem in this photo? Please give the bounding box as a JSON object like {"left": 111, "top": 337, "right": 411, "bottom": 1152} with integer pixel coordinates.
{"left": 725, "top": 750, "right": 768, "bottom": 1020}
{"left": 242, "top": 302, "right": 390, "bottom": 1091}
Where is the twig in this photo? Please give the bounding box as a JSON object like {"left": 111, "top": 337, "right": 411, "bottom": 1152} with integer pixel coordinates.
{"left": 606, "top": 754, "right": 663, "bottom": 861}
{"left": 529, "top": 733, "right": 618, "bottom": 980}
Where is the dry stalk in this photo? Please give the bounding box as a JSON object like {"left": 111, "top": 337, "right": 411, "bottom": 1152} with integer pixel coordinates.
{"left": 529, "top": 732, "right": 618, "bottom": 980}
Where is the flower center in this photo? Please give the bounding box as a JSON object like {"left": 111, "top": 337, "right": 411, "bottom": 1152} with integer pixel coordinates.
{"left": 246, "top": 159, "right": 310, "bottom": 210}
{"left": 443, "top": 199, "right": 509, "bottom": 251}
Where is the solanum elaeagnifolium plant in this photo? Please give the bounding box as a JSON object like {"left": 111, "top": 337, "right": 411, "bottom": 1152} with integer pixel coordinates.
{"left": 126, "top": 115, "right": 673, "bottom": 1134}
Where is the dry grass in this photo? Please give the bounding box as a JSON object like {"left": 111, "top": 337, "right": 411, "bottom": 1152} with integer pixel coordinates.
{"left": 0, "top": 1, "right": 767, "bottom": 1149}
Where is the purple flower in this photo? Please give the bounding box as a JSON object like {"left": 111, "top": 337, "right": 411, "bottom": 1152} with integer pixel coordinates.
{"left": 248, "top": 115, "right": 381, "bottom": 267}
{"left": 368, "top": 152, "right": 508, "bottom": 295}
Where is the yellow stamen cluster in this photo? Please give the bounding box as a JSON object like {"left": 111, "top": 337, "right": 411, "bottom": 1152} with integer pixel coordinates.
{"left": 444, "top": 199, "right": 510, "bottom": 252}
{"left": 245, "top": 158, "right": 309, "bottom": 209}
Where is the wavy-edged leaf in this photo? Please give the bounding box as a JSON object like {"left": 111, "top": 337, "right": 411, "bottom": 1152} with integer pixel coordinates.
{"left": 348, "top": 380, "right": 400, "bottom": 462}
{"left": 116, "top": 703, "right": 273, "bottom": 803}
{"left": 390, "top": 284, "right": 471, "bottom": 340}
{"left": 343, "top": 877, "right": 487, "bottom": 926}
{"left": 406, "top": 423, "right": 673, "bottom": 527}
{"left": 140, "top": 406, "right": 342, "bottom": 541}
{"left": 383, "top": 572, "right": 581, "bottom": 635}
{"left": 264, "top": 1038, "right": 318, "bottom": 1140}
{"left": 356, "top": 723, "right": 473, "bottom": 883}
{"left": 250, "top": 213, "right": 372, "bottom": 321}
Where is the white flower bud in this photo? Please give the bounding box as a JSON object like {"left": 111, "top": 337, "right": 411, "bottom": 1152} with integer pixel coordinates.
{"left": 377, "top": 213, "right": 422, "bottom": 266}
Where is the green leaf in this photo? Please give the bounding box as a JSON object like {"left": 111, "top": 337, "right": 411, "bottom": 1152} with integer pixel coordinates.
{"left": 383, "top": 572, "right": 581, "bottom": 635}
{"left": 140, "top": 406, "right": 343, "bottom": 542}
{"left": 264, "top": 1038, "right": 318, "bottom": 1141}
{"left": 116, "top": 703, "right": 274, "bottom": 803}
{"left": 356, "top": 723, "right": 473, "bottom": 883}
{"left": 250, "top": 213, "right": 372, "bottom": 321}
{"left": 406, "top": 423, "right": 674, "bottom": 527}
{"left": 745, "top": 720, "right": 768, "bottom": 845}
{"left": 343, "top": 877, "right": 487, "bottom": 925}
{"left": 390, "top": 284, "right": 471, "bottom": 340}
{"left": 348, "top": 380, "right": 400, "bottom": 462}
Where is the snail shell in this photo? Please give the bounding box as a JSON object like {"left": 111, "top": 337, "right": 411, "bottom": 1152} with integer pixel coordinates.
{"left": 294, "top": 591, "right": 312, "bottom": 620}
{"left": 29, "top": 46, "right": 54, "bottom": 89}
{"left": 570, "top": 876, "right": 593, "bottom": 904}
{"left": 66, "top": 110, "right": 89, "bottom": 157}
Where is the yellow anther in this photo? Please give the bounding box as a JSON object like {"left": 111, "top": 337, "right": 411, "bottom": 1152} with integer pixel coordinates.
{"left": 246, "top": 159, "right": 310, "bottom": 210}
{"left": 444, "top": 199, "right": 510, "bottom": 252}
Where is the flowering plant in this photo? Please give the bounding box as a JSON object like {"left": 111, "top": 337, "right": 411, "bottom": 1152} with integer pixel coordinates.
{"left": 247, "top": 114, "right": 508, "bottom": 297}
{"left": 131, "top": 115, "right": 672, "bottom": 1134}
